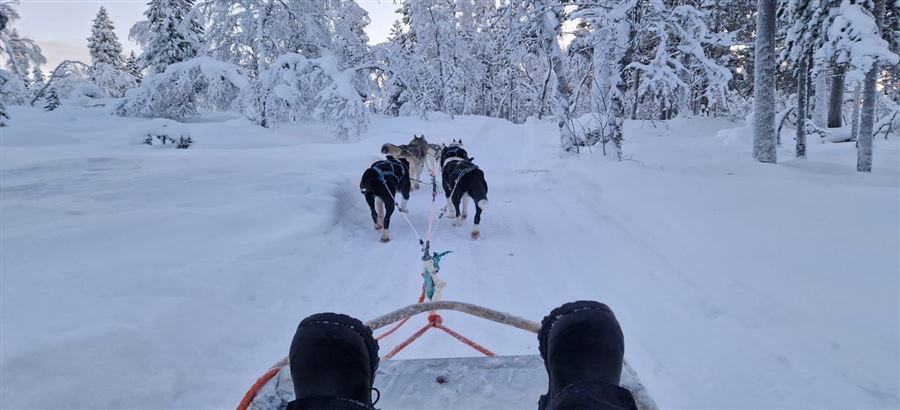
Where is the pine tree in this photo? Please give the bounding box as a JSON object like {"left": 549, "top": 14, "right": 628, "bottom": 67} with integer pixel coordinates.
{"left": 43, "top": 87, "right": 60, "bottom": 111}
{"left": 30, "top": 65, "right": 44, "bottom": 88}
{"left": 88, "top": 6, "right": 124, "bottom": 67}
{"left": 143, "top": 0, "right": 204, "bottom": 74}
{"left": 125, "top": 50, "right": 142, "bottom": 83}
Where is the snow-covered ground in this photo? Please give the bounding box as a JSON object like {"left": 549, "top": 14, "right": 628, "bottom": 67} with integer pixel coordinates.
{"left": 1, "top": 105, "right": 898, "bottom": 409}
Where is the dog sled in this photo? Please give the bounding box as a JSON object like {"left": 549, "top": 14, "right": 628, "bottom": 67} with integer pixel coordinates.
{"left": 237, "top": 301, "right": 659, "bottom": 410}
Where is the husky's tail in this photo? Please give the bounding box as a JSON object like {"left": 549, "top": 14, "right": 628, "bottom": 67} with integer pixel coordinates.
{"left": 469, "top": 169, "right": 489, "bottom": 211}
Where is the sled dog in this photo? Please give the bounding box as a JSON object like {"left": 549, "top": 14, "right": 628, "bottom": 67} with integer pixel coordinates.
{"left": 381, "top": 135, "right": 431, "bottom": 190}
{"left": 360, "top": 156, "right": 411, "bottom": 242}
{"left": 441, "top": 143, "right": 489, "bottom": 239}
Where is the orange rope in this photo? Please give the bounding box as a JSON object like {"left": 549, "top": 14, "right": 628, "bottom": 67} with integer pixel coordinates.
{"left": 236, "top": 366, "right": 282, "bottom": 410}
{"left": 382, "top": 313, "right": 494, "bottom": 360}
{"left": 434, "top": 322, "right": 495, "bottom": 357}
{"left": 383, "top": 321, "right": 433, "bottom": 360}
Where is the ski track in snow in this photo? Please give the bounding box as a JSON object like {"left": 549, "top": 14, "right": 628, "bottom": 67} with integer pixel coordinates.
{"left": 1, "top": 107, "right": 898, "bottom": 409}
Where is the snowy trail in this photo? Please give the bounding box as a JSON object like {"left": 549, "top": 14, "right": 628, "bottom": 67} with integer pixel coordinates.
{"left": 1, "top": 107, "right": 897, "bottom": 409}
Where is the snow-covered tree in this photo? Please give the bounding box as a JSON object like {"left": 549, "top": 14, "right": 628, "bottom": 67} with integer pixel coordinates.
{"left": 91, "top": 62, "right": 137, "bottom": 97}
{"left": 856, "top": 0, "right": 898, "bottom": 172}
{"left": 780, "top": 0, "right": 840, "bottom": 126}
{"left": 28, "top": 65, "right": 44, "bottom": 99}
{"left": 116, "top": 56, "right": 246, "bottom": 120}
{"left": 86, "top": 7, "right": 136, "bottom": 97}
{"left": 196, "top": 0, "right": 370, "bottom": 74}
{"left": 125, "top": 51, "right": 142, "bottom": 84}
{"left": 30, "top": 65, "right": 43, "bottom": 87}
{"left": 141, "top": 0, "right": 204, "bottom": 74}
{"left": 1, "top": 0, "right": 44, "bottom": 122}
{"left": 753, "top": 0, "right": 777, "bottom": 163}
{"left": 88, "top": 7, "right": 124, "bottom": 67}
{"left": 237, "top": 54, "right": 368, "bottom": 139}
{"left": 2, "top": 28, "right": 43, "bottom": 79}
{"left": 29, "top": 60, "right": 91, "bottom": 105}
{"left": 43, "top": 86, "right": 60, "bottom": 111}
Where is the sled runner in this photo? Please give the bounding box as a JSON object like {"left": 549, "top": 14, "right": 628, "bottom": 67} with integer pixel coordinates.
{"left": 238, "top": 301, "right": 658, "bottom": 410}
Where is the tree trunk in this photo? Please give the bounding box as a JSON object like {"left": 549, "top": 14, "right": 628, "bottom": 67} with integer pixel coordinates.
{"left": 426, "top": 4, "right": 447, "bottom": 113}
{"left": 536, "top": 2, "right": 575, "bottom": 149}
{"left": 796, "top": 55, "right": 809, "bottom": 158}
{"left": 813, "top": 69, "right": 828, "bottom": 127}
{"left": 858, "top": 0, "right": 886, "bottom": 172}
{"left": 631, "top": 71, "right": 640, "bottom": 119}
{"left": 827, "top": 64, "right": 845, "bottom": 128}
{"left": 850, "top": 84, "right": 861, "bottom": 141}
{"left": 753, "top": 0, "right": 777, "bottom": 163}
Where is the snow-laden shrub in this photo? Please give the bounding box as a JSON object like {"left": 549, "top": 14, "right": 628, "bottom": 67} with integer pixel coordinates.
{"left": 91, "top": 62, "right": 137, "bottom": 98}
{"left": 133, "top": 119, "right": 193, "bottom": 149}
{"left": 69, "top": 82, "right": 106, "bottom": 99}
{"left": 52, "top": 64, "right": 93, "bottom": 99}
{"left": 116, "top": 56, "right": 248, "bottom": 121}
{"left": 237, "top": 54, "right": 368, "bottom": 140}
{"left": 0, "top": 69, "right": 27, "bottom": 105}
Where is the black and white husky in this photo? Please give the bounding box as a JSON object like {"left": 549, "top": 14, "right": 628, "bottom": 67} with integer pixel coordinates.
{"left": 359, "top": 156, "right": 411, "bottom": 242}
{"left": 439, "top": 139, "right": 471, "bottom": 167}
{"left": 381, "top": 135, "right": 432, "bottom": 190}
{"left": 441, "top": 141, "right": 489, "bottom": 239}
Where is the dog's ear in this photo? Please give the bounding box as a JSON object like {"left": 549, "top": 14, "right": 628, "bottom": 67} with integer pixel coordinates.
{"left": 459, "top": 139, "right": 463, "bottom": 145}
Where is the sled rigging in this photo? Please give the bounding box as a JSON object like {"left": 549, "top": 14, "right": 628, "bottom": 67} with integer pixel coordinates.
{"left": 238, "top": 301, "right": 659, "bottom": 410}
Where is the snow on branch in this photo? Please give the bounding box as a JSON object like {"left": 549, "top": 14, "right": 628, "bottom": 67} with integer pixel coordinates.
{"left": 237, "top": 53, "right": 368, "bottom": 140}
{"left": 115, "top": 56, "right": 248, "bottom": 120}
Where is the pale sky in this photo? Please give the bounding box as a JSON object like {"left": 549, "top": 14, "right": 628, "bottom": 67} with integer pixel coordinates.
{"left": 13, "top": 0, "right": 400, "bottom": 71}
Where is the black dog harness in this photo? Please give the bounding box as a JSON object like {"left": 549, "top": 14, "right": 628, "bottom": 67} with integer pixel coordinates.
{"left": 372, "top": 157, "right": 408, "bottom": 184}
{"left": 444, "top": 160, "right": 479, "bottom": 184}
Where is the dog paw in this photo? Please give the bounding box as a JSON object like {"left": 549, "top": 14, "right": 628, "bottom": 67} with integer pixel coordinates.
{"left": 374, "top": 223, "right": 382, "bottom": 230}
{"left": 380, "top": 232, "right": 391, "bottom": 242}
{"left": 471, "top": 230, "right": 480, "bottom": 240}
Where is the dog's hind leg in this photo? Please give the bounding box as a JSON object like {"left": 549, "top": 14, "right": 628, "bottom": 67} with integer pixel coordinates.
{"left": 411, "top": 163, "right": 421, "bottom": 190}
{"left": 374, "top": 196, "right": 385, "bottom": 230}
{"left": 472, "top": 201, "right": 484, "bottom": 239}
{"left": 451, "top": 191, "right": 464, "bottom": 227}
{"left": 365, "top": 193, "right": 381, "bottom": 230}
{"left": 461, "top": 194, "right": 470, "bottom": 219}
{"left": 381, "top": 199, "right": 395, "bottom": 242}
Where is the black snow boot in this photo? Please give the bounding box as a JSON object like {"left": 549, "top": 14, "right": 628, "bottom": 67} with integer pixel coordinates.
{"left": 286, "top": 312, "right": 380, "bottom": 410}
{"left": 537, "top": 301, "right": 637, "bottom": 410}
